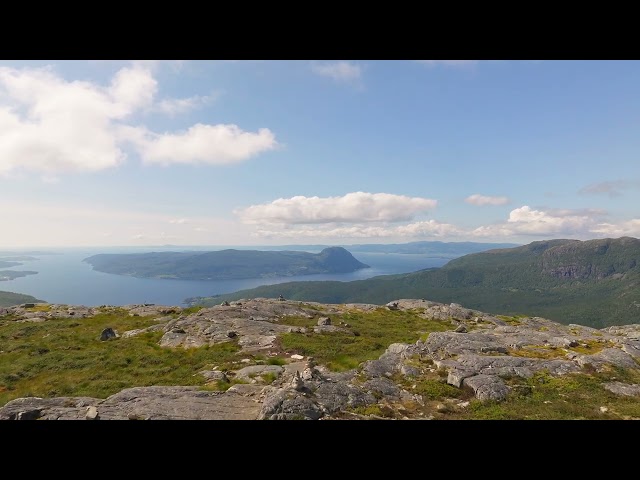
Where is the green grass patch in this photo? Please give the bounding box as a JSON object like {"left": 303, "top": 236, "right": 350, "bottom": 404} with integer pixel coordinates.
{"left": 181, "top": 306, "right": 204, "bottom": 316}
{"left": 266, "top": 357, "right": 287, "bottom": 366}
{"left": 0, "top": 310, "right": 241, "bottom": 405}
{"left": 508, "top": 346, "right": 566, "bottom": 359}
{"left": 279, "top": 308, "right": 451, "bottom": 371}
{"left": 277, "top": 315, "right": 318, "bottom": 328}
{"left": 497, "top": 315, "right": 523, "bottom": 326}
{"left": 414, "top": 378, "right": 465, "bottom": 401}
{"left": 452, "top": 370, "right": 640, "bottom": 420}
{"left": 25, "top": 304, "right": 52, "bottom": 313}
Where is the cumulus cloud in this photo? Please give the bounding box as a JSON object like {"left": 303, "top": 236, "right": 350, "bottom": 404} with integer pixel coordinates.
{"left": 169, "top": 218, "right": 188, "bottom": 224}
{"left": 134, "top": 124, "right": 277, "bottom": 166}
{"left": 0, "top": 63, "right": 276, "bottom": 176}
{"left": 415, "top": 60, "right": 478, "bottom": 68}
{"left": 578, "top": 180, "right": 640, "bottom": 198}
{"left": 470, "top": 206, "right": 605, "bottom": 237}
{"left": 465, "top": 194, "right": 510, "bottom": 206}
{"left": 591, "top": 219, "right": 640, "bottom": 237}
{"left": 311, "top": 61, "right": 362, "bottom": 82}
{"left": 237, "top": 192, "right": 438, "bottom": 225}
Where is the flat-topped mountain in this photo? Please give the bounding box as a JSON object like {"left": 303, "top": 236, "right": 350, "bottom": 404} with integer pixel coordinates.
{"left": 0, "top": 298, "right": 638, "bottom": 420}
{"left": 84, "top": 247, "right": 369, "bottom": 281}
{"left": 203, "top": 237, "right": 640, "bottom": 328}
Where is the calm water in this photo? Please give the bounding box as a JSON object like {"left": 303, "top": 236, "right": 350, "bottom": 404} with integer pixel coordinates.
{"left": 0, "top": 248, "right": 449, "bottom": 306}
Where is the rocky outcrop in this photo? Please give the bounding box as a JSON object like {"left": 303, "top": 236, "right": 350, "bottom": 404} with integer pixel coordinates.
{"left": 2, "top": 298, "right": 640, "bottom": 420}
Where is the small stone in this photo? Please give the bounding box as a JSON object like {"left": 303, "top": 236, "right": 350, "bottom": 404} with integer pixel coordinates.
{"left": 454, "top": 325, "right": 467, "bottom": 333}
{"left": 227, "top": 331, "right": 238, "bottom": 338}
{"left": 600, "top": 406, "right": 609, "bottom": 413}
{"left": 290, "top": 354, "right": 304, "bottom": 360}
{"left": 386, "top": 301, "right": 399, "bottom": 310}
{"left": 99, "top": 327, "right": 118, "bottom": 341}
{"left": 435, "top": 403, "right": 449, "bottom": 413}
{"left": 240, "top": 358, "right": 251, "bottom": 363}
{"left": 317, "top": 317, "right": 331, "bottom": 326}
{"left": 85, "top": 406, "right": 99, "bottom": 420}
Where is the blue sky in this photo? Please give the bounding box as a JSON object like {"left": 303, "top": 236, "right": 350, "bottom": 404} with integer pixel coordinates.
{"left": 1, "top": 60, "right": 639, "bottom": 247}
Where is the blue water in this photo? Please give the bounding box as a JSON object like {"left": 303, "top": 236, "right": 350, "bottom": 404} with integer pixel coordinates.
{"left": 0, "top": 248, "right": 450, "bottom": 306}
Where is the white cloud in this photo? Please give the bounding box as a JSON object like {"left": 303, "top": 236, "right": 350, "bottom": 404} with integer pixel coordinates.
{"left": 237, "top": 192, "right": 438, "bottom": 225}
{"left": 134, "top": 123, "right": 277, "bottom": 166}
{"left": 0, "top": 63, "right": 276, "bottom": 176}
{"left": 465, "top": 194, "right": 510, "bottom": 206}
{"left": 311, "top": 61, "right": 362, "bottom": 82}
{"left": 108, "top": 64, "right": 158, "bottom": 114}
{"left": 155, "top": 92, "right": 219, "bottom": 116}
{"left": 591, "top": 219, "right": 640, "bottom": 237}
{"left": 169, "top": 218, "right": 188, "bottom": 224}
{"left": 254, "top": 220, "right": 460, "bottom": 239}
{"left": 470, "top": 206, "right": 604, "bottom": 237}
{"left": 415, "top": 60, "right": 478, "bottom": 68}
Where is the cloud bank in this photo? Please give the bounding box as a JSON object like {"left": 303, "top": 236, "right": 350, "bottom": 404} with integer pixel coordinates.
{"left": 0, "top": 63, "right": 276, "bottom": 176}
{"left": 237, "top": 192, "right": 438, "bottom": 225}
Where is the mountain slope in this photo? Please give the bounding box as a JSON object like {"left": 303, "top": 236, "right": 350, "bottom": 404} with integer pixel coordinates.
{"left": 205, "top": 237, "right": 640, "bottom": 327}
{"left": 84, "top": 247, "right": 369, "bottom": 280}
{"left": 0, "top": 290, "right": 43, "bottom": 307}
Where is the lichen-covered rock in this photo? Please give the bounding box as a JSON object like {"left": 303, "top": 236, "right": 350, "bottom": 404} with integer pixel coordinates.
{"left": 603, "top": 382, "right": 640, "bottom": 397}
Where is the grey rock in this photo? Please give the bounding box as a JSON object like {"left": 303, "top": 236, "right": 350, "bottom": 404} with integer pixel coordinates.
{"left": 603, "top": 382, "right": 640, "bottom": 397}
{"left": 259, "top": 389, "right": 323, "bottom": 420}
{"left": 317, "top": 317, "right": 331, "bottom": 326}
{"left": 386, "top": 301, "right": 399, "bottom": 310}
{"left": 455, "top": 324, "right": 468, "bottom": 333}
{"left": 99, "top": 328, "right": 118, "bottom": 341}
{"left": 447, "top": 368, "right": 476, "bottom": 388}
{"left": 363, "top": 377, "right": 402, "bottom": 398}
{"left": 462, "top": 375, "right": 509, "bottom": 401}
{"left": 235, "top": 365, "right": 284, "bottom": 381}
{"left": 400, "top": 365, "right": 420, "bottom": 377}
{"left": 199, "top": 370, "right": 228, "bottom": 383}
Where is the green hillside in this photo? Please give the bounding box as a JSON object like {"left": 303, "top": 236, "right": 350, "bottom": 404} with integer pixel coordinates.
{"left": 84, "top": 247, "right": 369, "bottom": 280}
{"left": 202, "top": 237, "right": 640, "bottom": 328}
{"left": 0, "top": 291, "right": 43, "bottom": 307}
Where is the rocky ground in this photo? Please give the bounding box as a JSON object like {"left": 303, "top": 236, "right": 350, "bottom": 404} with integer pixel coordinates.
{"left": 1, "top": 299, "right": 639, "bottom": 420}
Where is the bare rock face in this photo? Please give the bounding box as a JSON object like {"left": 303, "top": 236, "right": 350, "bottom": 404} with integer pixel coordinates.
{"left": 155, "top": 299, "right": 323, "bottom": 352}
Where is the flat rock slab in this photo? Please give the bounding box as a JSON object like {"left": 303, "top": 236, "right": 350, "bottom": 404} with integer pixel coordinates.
{"left": 603, "top": 382, "right": 640, "bottom": 397}
{"left": 0, "top": 386, "right": 262, "bottom": 420}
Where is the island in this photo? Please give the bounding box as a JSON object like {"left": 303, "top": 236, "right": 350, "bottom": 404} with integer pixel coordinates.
{"left": 0, "top": 270, "right": 38, "bottom": 281}
{"left": 83, "top": 247, "right": 370, "bottom": 280}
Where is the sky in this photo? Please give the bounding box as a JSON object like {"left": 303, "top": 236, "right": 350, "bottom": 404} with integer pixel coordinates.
{"left": 1, "top": 59, "right": 639, "bottom": 247}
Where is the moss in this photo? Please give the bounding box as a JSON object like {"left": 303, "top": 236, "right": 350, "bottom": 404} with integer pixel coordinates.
{"left": 0, "top": 311, "right": 242, "bottom": 405}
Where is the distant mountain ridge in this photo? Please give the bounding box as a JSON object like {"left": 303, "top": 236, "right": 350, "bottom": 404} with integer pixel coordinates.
{"left": 205, "top": 237, "right": 640, "bottom": 328}
{"left": 84, "top": 247, "right": 369, "bottom": 280}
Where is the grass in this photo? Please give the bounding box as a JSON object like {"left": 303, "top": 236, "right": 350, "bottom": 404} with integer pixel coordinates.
{"left": 275, "top": 315, "right": 318, "bottom": 328}
{"left": 451, "top": 369, "right": 640, "bottom": 420}
{"left": 496, "top": 315, "right": 525, "bottom": 326}
{"left": 25, "top": 304, "right": 52, "bottom": 313}
{"left": 181, "top": 306, "right": 204, "bottom": 316}
{"left": 0, "top": 310, "right": 242, "bottom": 405}
{"left": 279, "top": 308, "right": 451, "bottom": 371}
